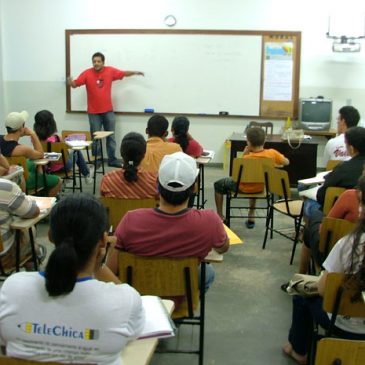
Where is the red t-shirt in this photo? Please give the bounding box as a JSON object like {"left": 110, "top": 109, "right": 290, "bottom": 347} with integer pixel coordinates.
{"left": 115, "top": 208, "right": 227, "bottom": 260}
{"left": 74, "top": 66, "right": 125, "bottom": 114}
{"left": 168, "top": 137, "right": 203, "bottom": 158}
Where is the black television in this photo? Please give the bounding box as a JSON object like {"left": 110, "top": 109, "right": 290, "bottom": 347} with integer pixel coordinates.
{"left": 299, "top": 98, "right": 332, "bottom": 131}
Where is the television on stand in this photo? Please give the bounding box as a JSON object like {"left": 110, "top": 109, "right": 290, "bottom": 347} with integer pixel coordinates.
{"left": 299, "top": 98, "right": 332, "bottom": 131}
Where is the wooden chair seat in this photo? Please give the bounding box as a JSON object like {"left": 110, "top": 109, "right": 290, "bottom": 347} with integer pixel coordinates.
{"left": 262, "top": 165, "right": 304, "bottom": 264}
{"left": 273, "top": 200, "right": 303, "bottom": 216}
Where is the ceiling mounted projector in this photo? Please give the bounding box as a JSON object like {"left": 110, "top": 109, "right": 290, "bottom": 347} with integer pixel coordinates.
{"left": 332, "top": 38, "right": 362, "bottom": 52}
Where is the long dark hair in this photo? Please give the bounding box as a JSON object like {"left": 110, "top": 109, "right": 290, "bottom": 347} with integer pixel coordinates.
{"left": 120, "top": 132, "right": 146, "bottom": 183}
{"left": 45, "top": 193, "right": 108, "bottom": 297}
{"left": 172, "top": 116, "right": 190, "bottom": 152}
{"left": 346, "top": 175, "right": 365, "bottom": 299}
{"left": 33, "top": 110, "right": 57, "bottom": 141}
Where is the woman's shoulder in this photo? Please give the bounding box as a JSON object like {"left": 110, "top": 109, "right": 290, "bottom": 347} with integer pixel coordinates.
{"left": 2, "top": 272, "right": 41, "bottom": 294}
{"left": 93, "top": 281, "right": 141, "bottom": 302}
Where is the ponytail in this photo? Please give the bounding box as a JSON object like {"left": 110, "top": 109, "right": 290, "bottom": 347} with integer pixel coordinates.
{"left": 172, "top": 116, "right": 189, "bottom": 153}
{"left": 124, "top": 161, "right": 138, "bottom": 182}
{"left": 120, "top": 132, "right": 146, "bottom": 183}
{"left": 45, "top": 193, "right": 108, "bottom": 297}
{"left": 45, "top": 238, "right": 78, "bottom": 296}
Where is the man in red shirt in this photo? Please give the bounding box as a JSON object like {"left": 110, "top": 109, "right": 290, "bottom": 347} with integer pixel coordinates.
{"left": 67, "top": 52, "right": 144, "bottom": 168}
{"left": 108, "top": 151, "right": 230, "bottom": 291}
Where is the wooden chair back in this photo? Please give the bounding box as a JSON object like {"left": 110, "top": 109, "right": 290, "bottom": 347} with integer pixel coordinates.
{"left": 319, "top": 217, "right": 355, "bottom": 260}
{"left": 41, "top": 141, "right": 71, "bottom": 179}
{"left": 263, "top": 164, "right": 291, "bottom": 199}
{"left": 315, "top": 338, "right": 365, "bottom": 365}
{"left": 326, "top": 159, "right": 343, "bottom": 171}
{"left": 0, "top": 357, "right": 94, "bottom": 365}
{"left": 6, "top": 156, "right": 29, "bottom": 181}
{"left": 61, "top": 130, "right": 92, "bottom": 140}
{"left": 246, "top": 121, "right": 273, "bottom": 136}
{"left": 100, "top": 197, "right": 157, "bottom": 229}
{"left": 118, "top": 251, "right": 200, "bottom": 319}
{"left": 61, "top": 130, "right": 93, "bottom": 164}
{"left": 323, "top": 187, "right": 346, "bottom": 216}
{"left": 323, "top": 273, "right": 365, "bottom": 319}
{"left": 231, "top": 157, "right": 274, "bottom": 184}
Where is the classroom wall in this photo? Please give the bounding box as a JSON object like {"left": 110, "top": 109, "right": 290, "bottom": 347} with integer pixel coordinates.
{"left": 1, "top": 0, "right": 365, "bottom": 166}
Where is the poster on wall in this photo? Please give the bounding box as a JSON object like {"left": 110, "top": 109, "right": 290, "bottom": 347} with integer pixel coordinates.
{"left": 263, "top": 42, "right": 293, "bottom": 101}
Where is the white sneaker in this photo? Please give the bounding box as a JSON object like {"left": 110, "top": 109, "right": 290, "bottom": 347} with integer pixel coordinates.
{"left": 84, "top": 166, "right": 94, "bottom": 185}
{"left": 88, "top": 165, "right": 95, "bottom": 177}
{"left": 84, "top": 174, "right": 93, "bottom": 185}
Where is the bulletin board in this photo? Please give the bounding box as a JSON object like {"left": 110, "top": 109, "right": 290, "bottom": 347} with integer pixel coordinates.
{"left": 66, "top": 29, "right": 301, "bottom": 118}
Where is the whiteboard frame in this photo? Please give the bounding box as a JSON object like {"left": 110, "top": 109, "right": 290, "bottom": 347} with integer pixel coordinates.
{"left": 65, "top": 29, "right": 301, "bottom": 118}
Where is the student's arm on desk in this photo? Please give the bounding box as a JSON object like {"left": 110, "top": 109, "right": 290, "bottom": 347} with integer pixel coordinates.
{"left": 214, "top": 236, "right": 230, "bottom": 254}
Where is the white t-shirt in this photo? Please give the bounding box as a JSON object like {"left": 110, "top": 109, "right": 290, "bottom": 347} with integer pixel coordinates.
{"left": 323, "top": 133, "right": 350, "bottom": 166}
{"left": 0, "top": 272, "right": 145, "bottom": 365}
{"left": 323, "top": 234, "right": 365, "bottom": 334}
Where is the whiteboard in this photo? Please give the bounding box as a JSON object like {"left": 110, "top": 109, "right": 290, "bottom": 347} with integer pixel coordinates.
{"left": 68, "top": 31, "right": 262, "bottom": 116}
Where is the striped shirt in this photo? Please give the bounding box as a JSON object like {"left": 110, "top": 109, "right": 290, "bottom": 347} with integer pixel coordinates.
{"left": 0, "top": 179, "right": 38, "bottom": 254}
{"left": 100, "top": 169, "right": 158, "bottom": 199}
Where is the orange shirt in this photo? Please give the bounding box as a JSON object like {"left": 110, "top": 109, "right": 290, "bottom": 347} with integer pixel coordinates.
{"left": 239, "top": 149, "right": 287, "bottom": 193}
{"left": 100, "top": 168, "right": 158, "bottom": 199}
{"left": 139, "top": 137, "right": 182, "bottom": 173}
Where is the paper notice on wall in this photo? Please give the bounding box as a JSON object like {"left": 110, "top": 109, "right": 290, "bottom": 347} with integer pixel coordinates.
{"left": 263, "top": 42, "right": 293, "bottom": 101}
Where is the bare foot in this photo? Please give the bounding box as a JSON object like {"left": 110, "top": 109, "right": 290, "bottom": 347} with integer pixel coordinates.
{"left": 282, "top": 342, "right": 307, "bottom": 365}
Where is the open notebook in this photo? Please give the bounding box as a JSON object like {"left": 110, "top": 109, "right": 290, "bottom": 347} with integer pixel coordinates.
{"left": 139, "top": 296, "right": 176, "bottom": 340}
{"left": 29, "top": 196, "right": 57, "bottom": 212}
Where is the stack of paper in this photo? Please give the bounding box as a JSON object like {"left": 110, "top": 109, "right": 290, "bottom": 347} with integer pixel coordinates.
{"left": 66, "top": 140, "right": 90, "bottom": 148}
{"left": 297, "top": 171, "right": 331, "bottom": 186}
{"left": 44, "top": 152, "right": 61, "bottom": 161}
{"left": 139, "top": 296, "right": 175, "bottom": 340}
{"left": 299, "top": 186, "right": 320, "bottom": 201}
{"left": 2, "top": 165, "right": 24, "bottom": 180}
{"left": 30, "top": 196, "right": 57, "bottom": 212}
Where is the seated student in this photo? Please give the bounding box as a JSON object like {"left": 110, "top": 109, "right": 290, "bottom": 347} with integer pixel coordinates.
{"left": 0, "top": 193, "right": 145, "bottom": 364}
{"left": 139, "top": 114, "right": 182, "bottom": 173}
{"left": 323, "top": 105, "right": 360, "bottom": 167}
{"left": 168, "top": 116, "right": 203, "bottom": 158}
{"left": 0, "top": 178, "right": 45, "bottom": 272}
{"left": 282, "top": 179, "right": 365, "bottom": 365}
{"left": 33, "top": 110, "right": 93, "bottom": 184}
{"left": 214, "top": 127, "right": 289, "bottom": 228}
{"left": 108, "top": 152, "right": 229, "bottom": 291}
{"left": 296, "top": 179, "right": 363, "bottom": 276}
{"left": 304, "top": 126, "right": 365, "bottom": 217}
{"left": 0, "top": 111, "right": 62, "bottom": 197}
{"left": 100, "top": 132, "right": 158, "bottom": 199}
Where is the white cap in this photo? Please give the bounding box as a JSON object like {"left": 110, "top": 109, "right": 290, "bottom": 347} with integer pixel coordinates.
{"left": 5, "top": 111, "right": 29, "bottom": 130}
{"left": 158, "top": 152, "right": 199, "bottom": 192}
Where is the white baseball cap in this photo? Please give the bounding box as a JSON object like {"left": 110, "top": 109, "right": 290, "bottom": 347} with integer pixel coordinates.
{"left": 5, "top": 111, "right": 29, "bottom": 130}
{"left": 159, "top": 152, "right": 199, "bottom": 192}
